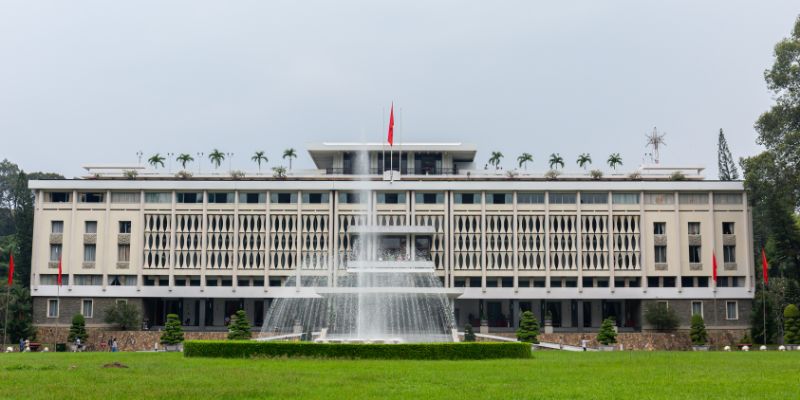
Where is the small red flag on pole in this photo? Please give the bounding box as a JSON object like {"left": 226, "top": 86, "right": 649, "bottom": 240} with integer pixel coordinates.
{"left": 712, "top": 252, "right": 718, "bottom": 283}
{"left": 7, "top": 253, "right": 13, "bottom": 286}
{"left": 761, "top": 248, "right": 769, "bottom": 286}
{"left": 57, "top": 255, "right": 63, "bottom": 286}
{"left": 387, "top": 103, "right": 394, "bottom": 146}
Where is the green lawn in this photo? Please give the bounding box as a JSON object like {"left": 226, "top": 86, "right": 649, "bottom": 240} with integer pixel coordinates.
{"left": 0, "top": 351, "right": 797, "bottom": 399}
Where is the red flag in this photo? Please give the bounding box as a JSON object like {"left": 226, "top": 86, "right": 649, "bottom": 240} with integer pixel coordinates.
{"left": 712, "top": 252, "right": 718, "bottom": 283}
{"left": 387, "top": 103, "right": 394, "bottom": 146}
{"left": 7, "top": 253, "right": 13, "bottom": 286}
{"left": 761, "top": 248, "right": 769, "bottom": 286}
{"left": 57, "top": 255, "right": 63, "bottom": 286}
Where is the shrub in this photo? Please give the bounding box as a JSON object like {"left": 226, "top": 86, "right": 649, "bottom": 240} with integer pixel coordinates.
{"left": 670, "top": 171, "right": 686, "bottom": 181}
{"left": 161, "top": 314, "right": 185, "bottom": 345}
{"left": 597, "top": 318, "right": 617, "bottom": 345}
{"left": 272, "top": 166, "right": 287, "bottom": 178}
{"left": 123, "top": 170, "right": 138, "bottom": 179}
{"left": 230, "top": 170, "right": 246, "bottom": 180}
{"left": 590, "top": 169, "right": 603, "bottom": 180}
{"left": 516, "top": 311, "right": 540, "bottom": 344}
{"left": 689, "top": 314, "right": 708, "bottom": 345}
{"left": 627, "top": 171, "right": 642, "bottom": 180}
{"left": 104, "top": 302, "right": 140, "bottom": 330}
{"left": 67, "top": 314, "right": 88, "bottom": 343}
{"left": 183, "top": 341, "right": 532, "bottom": 360}
{"left": 227, "top": 310, "right": 252, "bottom": 340}
{"left": 644, "top": 302, "right": 679, "bottom": 331}
{"left": 784, "top": 304, "right": 800, "bottom": 345}
{"left": 463, "top": 324, "right": 476, "bottom": 342}
{"left": 175, "top": 170, "right": 193, "bottom": 179}
{"left": 544, "top": 170, "right": 560, "bottom": 180}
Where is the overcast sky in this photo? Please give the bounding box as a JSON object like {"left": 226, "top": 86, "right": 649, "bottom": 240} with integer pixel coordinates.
{"left": 1, "top": 1, "right": 797, "bottom": 178}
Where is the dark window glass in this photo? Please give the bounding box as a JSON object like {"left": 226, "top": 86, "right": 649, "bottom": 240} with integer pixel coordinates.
{"left": 662, "top": 277, "right": 676, "bottom": 287}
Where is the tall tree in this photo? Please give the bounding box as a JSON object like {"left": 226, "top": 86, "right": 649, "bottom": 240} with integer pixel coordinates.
{"left": 208, "top": 149, "right": 225, "bottom": 169}
{"left": 717, "top": 129, "right": 739, "bottom": 180}
{"left": 488, "top": 151, "right": 503, "bottom": 169}
{"left": 577, "top": 153, "right": 592, "bottom": 170}
{"left": 607, "top": 153, "right": 623, "bottom": 171}
{"left": 283, "top": 148, "right": 297, "bottom": 170}
{"left": 251, "top": 151, "right": 268, "bottom": 172}
{"left": 517, "top": 153, "right": 533, "bottom": 170}
{"left": 176, "top": 153, "right": 194, "bottom": 170}
{"left": 148, "top": 154, "right": 165, "bottom": 169}
{"left": 548, "top": 153, "right": 564, "bottom": 170}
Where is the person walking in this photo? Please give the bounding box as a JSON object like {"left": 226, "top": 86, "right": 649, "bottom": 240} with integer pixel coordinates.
{"left": 108, "top": 338, "right": 113, "bottom": 352}
{"left": 111, "top": 337, "right": 118, "bottom": 352}
{"left": 19, "top": 338, "right": 25, "bottom": 352}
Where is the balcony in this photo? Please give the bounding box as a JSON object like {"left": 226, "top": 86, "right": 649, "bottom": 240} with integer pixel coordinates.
{"left": 324, "top": 167, "right": 458, "bottom": 176}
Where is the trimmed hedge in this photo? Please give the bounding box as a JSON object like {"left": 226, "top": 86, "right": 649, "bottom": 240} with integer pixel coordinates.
{"left": 184, "top": 340, "right": 531, "bottom": 360}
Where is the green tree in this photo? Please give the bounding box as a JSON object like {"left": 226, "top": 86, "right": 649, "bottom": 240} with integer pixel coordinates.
{"left": 717, "top": 129, "right": 739, "bottom": 180}
{"left": 160, "top": 314, "right": 185, "bottom": 345}
{"left": 607, "top": 153, "right": 623, "bottom": 171}
{"left": 577, "top": 153, "right": 592, "bottom": 170}
{"left": 783, "top": 304, "right": 800, "bottom": 344}
{"left": 208, "top": 149, "right": 225, "bottom": 169}
{"left": 176, "top": 153, "right": 194, "bottom": 170}
{"left": 227, "top": 309, "right": 252, "bottom": 340}
{"left": 751, "top": 284, "right": 780, "bottom": 344}
{"left": 1, "top": 285, "right": 36, "bottom": 343}
{"left": 148, "top": 154, "right": 165, "bottom": 169}
{"left": 644, "top": 302, "right": 679, "bottom": 331}
{"left": 515, "top": 311, "right": 540, "bottom": 344}
{"left": 597, "top": 317, "right": 617, "bottom": 345}
{"left": 488, "top": 151, "right": 503, "bottom": 170}
{"left": 463, "top": 324, "right": 476, "bottom": 342}
{"left": 67, "top": 314, "right": 88, "bottom": 343}
{"left": 517, "top": 153, "right": 533, "bottom": 170}
{"left": 104, "top": 302, "right": 141, "bottom": 330}
{"left": 283, "top": 148, "right": 297, "bottom": 170}
{"left": 548, "top": 153, "right": 564, "bottom": 170}
{"left": 689, "top": 314, "right": 708, "bottom": 345}
{"left": 251, "top": 151, "right": 268, "bottom": 172}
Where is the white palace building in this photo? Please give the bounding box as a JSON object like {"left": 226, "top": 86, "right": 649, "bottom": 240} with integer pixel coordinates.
{"left": 29, "top": 143, "right": 753, "bottom": 333}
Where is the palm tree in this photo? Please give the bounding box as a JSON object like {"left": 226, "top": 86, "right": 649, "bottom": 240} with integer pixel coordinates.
{"left": 548, "top": 153, "right": 564, "bottom": 170}
{"left": 283, "top": 148, "right": 297, "bottom": 170}
{"left": 176, "top": 153, "right": 194, "bottom": 170}
{"left": 208, "top": 149, "right": 225, "bottom": 169}
{"left": 488, "top": 151, "right": 504, "bottom": 170}
{"left": 251, "top": 151, "right": 268, "bottom": 172}
{"left": 517, "top": 153, "right": 533, "bottom": 170}
{"left": 148, "top": 153, "right": 165, "bottom": 169}
{"left": 577, "top": 153, "right": 592, "bottom": 170}
{"left": 607, "top": 153, "right": 623, "bottom": 171}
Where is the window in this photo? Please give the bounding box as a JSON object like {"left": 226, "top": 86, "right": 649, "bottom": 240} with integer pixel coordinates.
{"left": 240, "top": 192, "right": 266, "bottom": 204}
{"left": 377, "top": 192, "right": 405, "bottom": 204}
{"left": 111, "top": 192, "right": 140, "bottom": 203}
{"left": 116, "top": 299, "right": 128, "bottom": 305}
{"left": 580, "top": 193, "right": 608, "bottom": 204}
{"left": 654, "top": 246, "right": 667, "bottom": 263}
{"left": 118, "top": 244, "right": 130, "bottom": 262}
{"left": 647, "top": 277, "right": 660, "bottom": 288}
{"left": 726, "top": 301, "right": 738, "bottom": 320}
{"left": 688, "top": 222, "right": 701, "bottom": 235}
{"left": 415, "top": 192, "right": 443, "bottom": 204}
{"left": 84, "top": 244, "right": 96, "bottom": 262}
{"left": 454, "top": 192, "right": 478, "bottom": 204}
{"left": 714, "top": 193, "right": 742, "bottom": 205}
{"left": 338, "top": 192, "right": 362, "bottom": 204}
{"left": 679, "top": 193, "right": 709, "bottom": 205}
{"left": 644, "top": 193, "right": 674, "bottom": 205}
{"left": 723, "top": 245, "right": 736, "bottom": 263}
{"left": 549, "top": 192, "right": 576, "bottom": 204}
{"left": 119, "top": 221, "right": 132, "bottom": 233}
{"left": 48, "top": 192, "right": 71, "bottom": 203}
{"left": 717, "top": 277, "right": 730, "bottom": 288}
{"left": 271, "top": 192, "right": 297, "bottom": 204}
{"left": 40, "top": 274, "right": 69, "bottom": 285}
{"left": 653, "top": 222, "right": 666, "bottom": 235}
{"left": 207, "top": 192, "right": 234, "bottom": 203}
{"left": 144, "top": 192, "right": 171, "bottom": 203}
{"left": 49, "top": 244, "right": 62, "bottom": 262}
{"left": 85, "top": 221, "right": 97, "bottom": 234}
{"left": 697, "top": 277, "right": 709, "bottom": 287}
{"left": 688, "top": 245, "right": 701, "bottom": 263}
{"left": 682, "top": 277, "right": 694, "bottom": 288}
{"left": 176, "top": 192, "right": 202, "bottom": 203}
{"left": 47, "top": 299, "right": 59, "bottom": 318}
{"left": 612, "top": 193, "right": 640, "bottom": 204}
{"left": 517, "top": 192, "right": 545, "bottom": 204}
{"left": 51, "top": 221, "right": 64, "bottom": 233}
{"left": 722, "top": 222, "right": 734, "bottom": 235}
{"left": 79, "top": 192, "right": 104, "bottom": 203}
{"left": 657, "top": 300, "right": 669, "bottom": 309}
{"left": 303, "top": 192, "right": 329, "bottom": 204}
{"left": 487, "top": 193, "right": 511, "bottom": 205}
{"left": 691, "top": 301, "right": 703, "bottom": 317}
{"left": 73, "top": 275, "right": 102, "bottom": 286}
{"left": 109, "top": 275, "right": 136, "bottom": 286}
{"left": 81, "top": 299, "right": 93, "bottom": 318}
{"left": 662, "top": 277, "right": 676, "bottom": 287}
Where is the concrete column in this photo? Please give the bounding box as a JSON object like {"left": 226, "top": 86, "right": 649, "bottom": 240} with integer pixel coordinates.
{"left": 576, "top": 299, "right": 584, "bottom": 332}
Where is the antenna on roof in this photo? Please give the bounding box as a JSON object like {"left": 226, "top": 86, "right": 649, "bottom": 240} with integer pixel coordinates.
{"left": 645, "top": 127, "right": 667, "bottom": 164}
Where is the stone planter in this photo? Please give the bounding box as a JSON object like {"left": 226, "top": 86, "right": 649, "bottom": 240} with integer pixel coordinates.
{"left": 479, "top": 320, "right": 489, "bottom": 334}
{"left": 692, "top": 345, "right": 710, "bottom": 351}
{"left": 544, "top": 320, "right": 553, "bottom": 334}
{"left": 162, "top": 343, "right": 183, "bottom": 352}
{"left": 598, "top": 345, "right": 616, "bottom": 351}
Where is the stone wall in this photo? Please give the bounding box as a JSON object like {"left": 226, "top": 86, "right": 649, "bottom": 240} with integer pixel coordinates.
{"left": 34, "top": 327, "right": 229, "bottom": 352}
{"left": 33, "top": 297, "right": 144, "bottom": 326}
{"left": 485, "top": 329, "right": 749, "bottom": 350}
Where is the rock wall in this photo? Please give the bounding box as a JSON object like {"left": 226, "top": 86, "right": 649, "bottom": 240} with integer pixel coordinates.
{"left": 34, "top": 327, "right": 229, "bottom": 352}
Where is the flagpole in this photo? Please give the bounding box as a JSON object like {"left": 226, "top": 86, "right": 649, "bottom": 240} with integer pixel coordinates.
{"left": 56, "top": 283, "right": 60, "bottom": 352}
{"left": 3, "top": 284, "right": 9, "bottom": 347}
{"left": 762, "top": 280, "right": 767, "bottom": 346}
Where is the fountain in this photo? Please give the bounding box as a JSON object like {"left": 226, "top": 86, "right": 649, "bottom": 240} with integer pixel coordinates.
{"left": 257, "top": 150, "right": 460, "bottom": 343}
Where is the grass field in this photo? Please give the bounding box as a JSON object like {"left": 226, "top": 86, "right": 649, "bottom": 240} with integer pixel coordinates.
{"left": 0, "top": 351, "right": 797, "bottom": 399}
